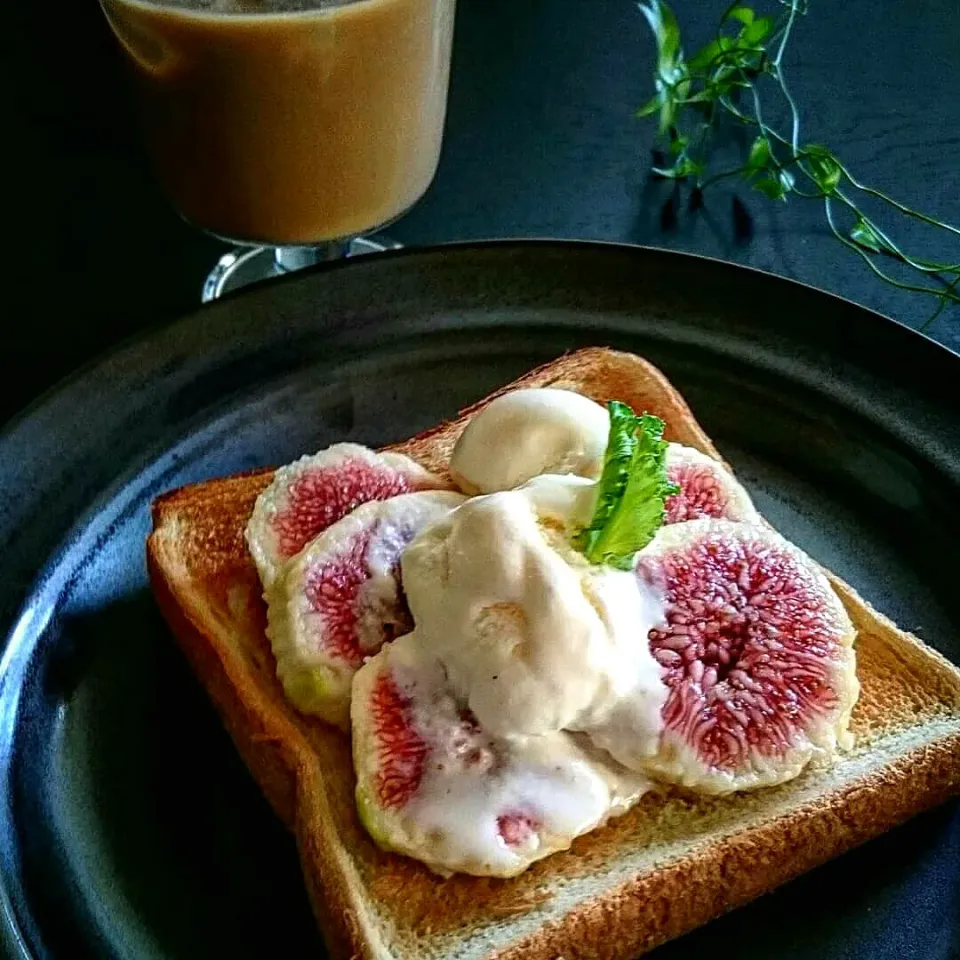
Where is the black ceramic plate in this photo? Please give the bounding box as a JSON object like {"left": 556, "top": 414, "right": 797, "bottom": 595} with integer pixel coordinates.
{"left": 0, "top": 241, "right": 958, "bottom": 960}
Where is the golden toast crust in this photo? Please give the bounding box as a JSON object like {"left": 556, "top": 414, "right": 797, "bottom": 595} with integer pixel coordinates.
{"left": 147, "top": 347, "right": 960, "bottom": 960}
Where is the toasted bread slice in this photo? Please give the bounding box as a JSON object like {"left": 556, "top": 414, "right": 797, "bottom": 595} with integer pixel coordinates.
{"left": 147, "top": 347, "right": 960, "bottom": 960}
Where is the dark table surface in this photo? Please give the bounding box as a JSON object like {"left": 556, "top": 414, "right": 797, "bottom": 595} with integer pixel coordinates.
{"left": 5, "top": 0, "right": 960, "bottom": 423}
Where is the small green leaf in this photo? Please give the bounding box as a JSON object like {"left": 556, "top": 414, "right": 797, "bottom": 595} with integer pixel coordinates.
{"left": 635, "top": 94, "right": 663, "bottom": 118}
{"left": 655, "top": 89, "right": 677, "bottom": 135}
{"left": 752, "top": 163, "right": 794, "bottom": 200}
{"left": 637, "top": 83, "right": 679, "bottom": 135}
{"left": 574, "top": 401, "right": 639, "bottom": 563}
{"left": 687, "top": 36, "right": 733, "bottom": 71}
{"left": 574, "top": 404, "right": 678, "bottom": 569}
{"left": 802, "top": 144, "right": 842, "bottom": 195}
{"left": 745, "top": 136, "right": 772, "bottom": 173}
{"left": 667, "top": 127, "right": 689, "bottom": 154}
{"left": 652, "top": 156, "right": 703, "bottom": 179}
{"left": 753, "top": 175, "right": 786, "bottom": 200}
{"left": 687, "top": 40, "right": 719, "bottom": 72}
{"left": 850, "top": 217, "right": 895, "bottom": 254}
{"left": 725, "top": 5, "right": 755, "bottom": 26}
{"left": 636, "top": 2, "right": 690, "bottom": 134}
{"left": 638, "top": 0, "right": 683, "bottom": 80}
{"left": 742, "top": 15, "right": 774, "bottom": 45}
{"left": 685, "top": 88, "right": 718, "bottom": 104}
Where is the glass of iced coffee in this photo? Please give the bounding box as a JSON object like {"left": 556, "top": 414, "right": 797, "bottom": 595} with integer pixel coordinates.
{"left": 99, "top": 0, "right": 456, "bottom": 300}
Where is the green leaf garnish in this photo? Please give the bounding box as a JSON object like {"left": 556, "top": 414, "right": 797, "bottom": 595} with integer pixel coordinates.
{"left": 574, "top": 402, "right": 679, "bottom": 570}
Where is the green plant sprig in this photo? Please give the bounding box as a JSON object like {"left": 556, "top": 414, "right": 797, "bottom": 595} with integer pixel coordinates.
{"left": 636, "top": 0, "right": 959, "bottom": 326}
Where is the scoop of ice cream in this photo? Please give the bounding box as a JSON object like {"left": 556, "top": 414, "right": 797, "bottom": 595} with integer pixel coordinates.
{"left": 401, "top": 475, "right": 665, "bottom": 744}
{"left": 450, "top": 388, "right": 610, "bottom": 494}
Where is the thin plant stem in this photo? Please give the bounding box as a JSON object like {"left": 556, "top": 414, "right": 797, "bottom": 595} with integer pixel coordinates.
{"left": 637, "top": 0, "right": 958, "bottom": 325}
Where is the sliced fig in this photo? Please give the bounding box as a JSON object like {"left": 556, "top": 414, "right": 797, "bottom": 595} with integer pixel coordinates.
{"left": 631, "top": 518, "right": 858, "bottom": 794}
{"left": 267, "top": 491, "right": 466, "bottom": 727}
{"left": 664, "top": 444, "right": 759, "bottom": 525}
{"left": 352, "top": 633, "right": 649, "bottom": 878}
{"left": 246, "top": 443, "right": 451, "bottom": 591}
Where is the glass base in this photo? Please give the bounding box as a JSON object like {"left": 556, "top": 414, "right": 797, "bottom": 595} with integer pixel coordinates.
{"left": 201, "top": 235, "right": 402, "bottom": 303}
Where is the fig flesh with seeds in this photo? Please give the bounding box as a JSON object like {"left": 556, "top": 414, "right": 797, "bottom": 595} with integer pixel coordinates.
{"left": 664, "top": 444, "right": 759, "bottom": 526}
{"left": 267, "top": 491, "right": 466, "bottom": 727}
{"left": 246, "top": 443, "right": 451, "bottom": 591}
{"left": 631, "top": 518, "right": 858, "bottom": 795}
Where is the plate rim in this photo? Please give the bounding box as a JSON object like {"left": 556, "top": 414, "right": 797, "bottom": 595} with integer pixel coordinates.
{"left": 2, "top": 238, "right": 957, "bottom": 443}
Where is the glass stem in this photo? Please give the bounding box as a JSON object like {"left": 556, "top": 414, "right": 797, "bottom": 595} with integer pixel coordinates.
{"left": 274, "top": 242, "right": 351, "bottom": 273}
